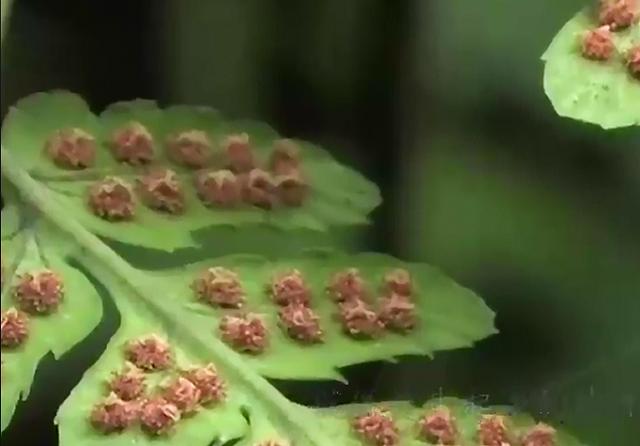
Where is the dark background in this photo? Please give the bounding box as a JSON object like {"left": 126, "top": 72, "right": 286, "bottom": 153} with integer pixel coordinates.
{"left": 1, "top": 0, "right": 639, "bottom": 445}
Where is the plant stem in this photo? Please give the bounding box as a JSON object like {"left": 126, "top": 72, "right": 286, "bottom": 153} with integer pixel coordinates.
{"left": 1, "top": 0, "right": 14, "bottom": 43}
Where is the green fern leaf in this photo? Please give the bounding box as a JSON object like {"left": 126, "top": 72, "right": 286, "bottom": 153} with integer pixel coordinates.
{"left": 1, "top": 223, "right": 103, "bottom": 431}
{"left": 314, "top": 397, "right": 589, "bottom": 446}
{"left": 155, "top": 251, "right": 496, "bottom": 382}
{"left": 0, "top": 142, "right": 499, "bottom": 444}
{"left": 542, "top": 8, "right": 640, "bottom": 129}
{"left": 1, "top": 91, "right": 381, "bottom": 251}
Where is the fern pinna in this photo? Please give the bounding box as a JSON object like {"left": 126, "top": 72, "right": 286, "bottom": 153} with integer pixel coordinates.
{"left": 1, "top": 91, "right": 586, "bottom": 446}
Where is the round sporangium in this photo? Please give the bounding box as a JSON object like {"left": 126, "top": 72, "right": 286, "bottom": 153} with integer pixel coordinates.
{"left": 599, "top": 0, "right": 639, "bottom": 30}
{"left": 418, "top": 406, "right": 458, "bottom": 445}
{"left": 125, "top": 334, "right": 172, "bottom": 371}
{"left": 195, "top": 169, "right": 242, "bottom": 208}
{"left": 378, "top": 294, "right": 417, "bottom": 333}
{"left": 140, "top": 397, "right": 181, "bottom": 436}
{"left": 242, "top": 168, "right": 277, "bottom": 209}
{"left": 278, "top": 303, "right": 324, "bottom": 344}
{"left": 338, "top": 298, "right": 384, "bottom": 339}
{"left": 477, "top": 415, "right": 513, "bottom": 446}
{"left": 166, "top": 130, "right": 212, "bottom": 168}
{"left": 326, "top": 268, "right": 368, "bottom": 302}
{"left": 270, "top": 139, "right": 301, "bottom": 175}
{"left": 193, "top": 267, "right": 245, "bottom": 308}
{"left": 88, "top": 177, "right": 136, "bottom": 221}
{"left": 627, "top": 45, "right": 640, "bottom": 78}
{"left": 108, "top": 362, "right": 146, "bottom": 401}
{"left": 219, "top": 313, "right": 268, "bottom": 354}
{"left": 382, "top": 268, "right": 413, "bottom": 297}
{"left": 90, "top": 392, "right": 140, "bottom": 434}
{"left": 181, "top": 363, "right": 227, "bottom": 405}
{"left": 14, "top": 269, "right": 64, "bottom": 314}
{"left": 268, "top": 269, "right": 311, "bottom": 306}
{"left": 109, "top": 121, "right": 154, "bottom": 165}
{"left": 352, "top": 407, "right": 400, "bottom": 446}
{"left": 274, "top": 172, "right": 309, "bottom": 207}
{"left": 137, "top": 168, "right": 185, "bottom": 214}
{"left": 520, "top": 423, "right": 557, "bottom": 446}
{"left": 581, "top": 26, "right": 615, "bottom": 61}
{"left": 163, "top": 376, "right": 202, "bottom": 414}
{"left": 223, "top": 133, "right": 255, "bottom": 173}
{"left": 45, "top": 128, "right": 96, "bottom": 169}
{"left": 1, "top": 308, "right": 29, "bottom": 348}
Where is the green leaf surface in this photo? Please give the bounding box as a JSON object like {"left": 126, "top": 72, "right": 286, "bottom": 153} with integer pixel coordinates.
{"left": 542, "top": 9, "right": 640, "bottom": 129}
{"left": 56, "top": 263, "right": 249, "bottom": 446}
{"left": 315, "top": 397, "right": 588, "bottom": 446}
{"left": 1, "top": 91, "right": 381, "bottom": 251}
{"left": 157, "top": 250, "right": 496, "bottom": 381}
{"left": 0, "top": 146, "right": 498, "bottom": 445}
{"left": 1, "top": 225, "right": 103, "bottom": 432}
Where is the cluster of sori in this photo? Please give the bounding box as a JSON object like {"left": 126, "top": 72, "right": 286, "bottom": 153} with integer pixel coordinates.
{"left": 1, "top": 261, "right": 64, "bottom": 351}
{"left": 90, "top": 334, "right": 226, "bottom": 436}
{"left": 191, "top": 266, "right": 419, "bottom": 355}
{"left": 44, "top": 122, "right": 309, "bottom": 219}
{"left": 580, "top": 0, "right": 639, "bottom": 78}
{"left": 352, "top": 405, "right": 557, "bottom": 446}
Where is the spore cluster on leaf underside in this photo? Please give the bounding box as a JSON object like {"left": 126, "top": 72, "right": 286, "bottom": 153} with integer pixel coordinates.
{"left": 580, "top": 1, "right": 640, "bottom": 75}
{"left": 1, "top": 267, "right": 64, "bottom": 350}
{"left": 1, "top": 83, "right": 592, "bottom": 446}
{"left": 90, "top": 333, "right": 227, "bottom": 437}
{"left": 47, "top": 123, "right": 309, "bottom": 220}
{"left": 193, "top": 266, "right": 419, "bottom": 354}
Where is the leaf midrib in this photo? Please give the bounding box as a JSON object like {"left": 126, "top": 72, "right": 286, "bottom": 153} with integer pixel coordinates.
{"left": 0, "top": 145, "right": 334, "bottom": 446}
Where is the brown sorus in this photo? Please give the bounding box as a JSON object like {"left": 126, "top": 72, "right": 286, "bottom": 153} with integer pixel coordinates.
{"left": 166, "top": 130, "right": 212, "bottom": 168}
{"left": 108, "top": 362, "right": 146, "bottom": 401}
{"left": 599, "top": 0, "right": 639, "bottom": 30}
{"left": 242, "top": 169, "right": 276, "bottom": 209}
{"left": 195, "top": 169, "right": 242, "bottom": 208}
{"left": 352, "top": 407, "right": 400, "bottom": 446}
{"left": 88, "top": 177, "right": 136, "bottom": 221}
{"left": 45, "top": 128, "right": 96, "bottom": 169}
{"left": 181, "top": 363, "right": 227, "bottom": 405}
{"left": 278, "top": 303, "right": 324, "bottom": 344}
{"left": 219, "top": 313, "right": 268, "bottom": 354}
{"left": 326, "top": 268, "right": 368, "bottom": 302}
{"left": 193, "top": 267, "right": 245, "bottom": 309}
{"left": 140, "top": 397, "right": 181, "bottom": 436}
{"left": 627, "top": 45, "right": 640, "bottom": 78}
{"left": 382, "top": 268, "right": 413, "bottom": 297}
{"left": 14, "top": 269, "right": 64, "bottom": 314}
{"left": 338, "top": 298, "right": 384, "bottom": 339}
{"left": 418, "top": 406, "right": 458, "bottom": 445}
{"left": 581, "top": 26, "right": 615, "bottom": 61}
{"left": 137, "top": 168, "right": 185, "bottom": 214}
{"left": 268, "top": 269, "right": 311, "bottom": 306}
{"left": 163, "top": 376, "right": 202, "bottom": 414}
{"left": 90, "top": 392, "right": 139, "bottom": 434}
{"left": 270, "top": 139, "right": 301, "bottom": 175}
{"left": 1, "top": 308, "right": 29, "bottom": 348}
{"left": 520, "top": 423, "right": 557, "bottom": 446}
{"left": 223, "top": 133, "right": 255, "bottom": 173}
{"left": 109, "top": 121, "right": 154, "bottom": 165}
{"left": 125, "top": 334, "right": 172, "bottom": 371}
{"left": 477, "top": 414, "right": 513, "bottom": 446}
{"left": 378, "top": 293, "right": 417, "bottom": 333}
{"left": 274, "top": 172, "right": 309, "bottom": 207}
